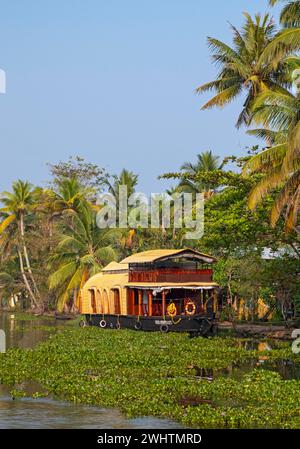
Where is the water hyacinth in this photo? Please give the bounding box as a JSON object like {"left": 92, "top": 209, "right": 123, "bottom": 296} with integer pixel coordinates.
{"left": 0, "top": 328, "right": 299, "bottom": 429}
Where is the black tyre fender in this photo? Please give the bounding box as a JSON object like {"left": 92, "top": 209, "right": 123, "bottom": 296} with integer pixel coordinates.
{"left": 79, "top": 319, "right": 87, "bottom": 328}
{"left": 210, "top": 324, "right": 218, "bottom": 336}
{"left": 160, "top": 323, "right": 169, "bottom": 333}
{"left": 99, "top": 319, "right": 107, "bottom": 328}
{"left": 134, "top": 321, "right": 142, "bottom": 331}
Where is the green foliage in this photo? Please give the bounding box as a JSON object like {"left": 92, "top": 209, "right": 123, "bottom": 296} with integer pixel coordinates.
{"left": 0, "top": 3, "right": 300, "bottom": 319}
{"left": 47, "top": 156, "right": 109, "bottom": 191}
{"left": 244, "top": 90, "right": 300, "bottom": 232}
{"left": 0, "top": 328, "right": 299, "bottom": 428}
{"left": 176, "top": 151, "right": 222, "bottom": 196}
{"left": 196, "top": 12, "right": 297, "bottom": 127}
{"left": 269, "top": 1, "right": 300, "bottom": 28}
{"left": 105, "top": 168, "right": 139, "bottom": 200}
{"left": 48, "top": 207, "right": 119, "bottom": 311}
{"left": 293, "top": 292, "right": 300, "bottom": 315}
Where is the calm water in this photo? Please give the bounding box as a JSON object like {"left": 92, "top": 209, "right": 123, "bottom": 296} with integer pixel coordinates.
{"left": 1, "top": 312, "right": 299, "bottom": 428}
{"left": 0, "top": 312, "right": 61, "bottom": 349}
{"left": 191, "top": 339, "right": 300, "bottom": 381}
{"left": 0, "top": 312, "right": 181, "bottom": 429}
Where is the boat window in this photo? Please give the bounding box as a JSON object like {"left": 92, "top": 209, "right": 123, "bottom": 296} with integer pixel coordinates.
{"left": 89, "top": 289, "right": 97, "bottom": 313}
{"left": 114, "top": 289, "right": 121, "bottom": 315}
{"left": 96, "top": 290, "right": 103, "bottom": 313}
{"left": 103, "top": 290, "right": 109, "bottom": 314}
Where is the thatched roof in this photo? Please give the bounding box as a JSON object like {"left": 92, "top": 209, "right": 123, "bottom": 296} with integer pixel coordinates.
{"left": 126, "top": 282, "right": 219, "bottom": 289}
{"left": 102, "top": 261, "right": 129, "bottom": 273}
{"left": 84, "top": 272, "right": 128, "bottom": 290}
{"left": 120, "top": 248, "right": 216, "bottom": 264}
{"left": 83, "top": 249, "right": 217, "bottom": 293}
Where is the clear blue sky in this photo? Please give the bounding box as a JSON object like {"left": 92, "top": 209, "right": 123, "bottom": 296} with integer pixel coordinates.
{"left": 0, "top": 0, "right": 280, "bottom": 193}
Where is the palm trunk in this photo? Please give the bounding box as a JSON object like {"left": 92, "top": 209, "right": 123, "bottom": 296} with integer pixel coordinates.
{"left": 71, "top": 288, "right": 78, "bottom": 314}
{"left": 17, "top": 247, "right": 38, "bottom": 309}
{"left": 19, "top": 213, "right": 41, "bottom": 302}
{"left": 227, "top": 272, "right": 238, "bottom": 333}
{"left": 49, "top": 221, "right": 53, "bottom": 251}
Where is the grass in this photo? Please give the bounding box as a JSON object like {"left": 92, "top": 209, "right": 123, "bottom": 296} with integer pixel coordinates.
{"left": 0, "top": 327, "right": 299, "bottom": 428}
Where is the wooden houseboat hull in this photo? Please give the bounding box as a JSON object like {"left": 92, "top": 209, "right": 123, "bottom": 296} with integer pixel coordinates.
{"left": 83, "top": 313, "right": 217, "bottom": 336}
{"left": 80, "top": 249, "right": 220, "bottom": 337}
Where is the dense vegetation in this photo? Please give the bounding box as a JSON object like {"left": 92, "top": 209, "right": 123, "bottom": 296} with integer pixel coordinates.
{"left": 0, "top": 327, "right": 299, "bottom": 428}
{"left": 0, "top": 2, "right": 300, "bottom": 322}
{"left": 0, "top": 1, "right": 300, "bottom": 431}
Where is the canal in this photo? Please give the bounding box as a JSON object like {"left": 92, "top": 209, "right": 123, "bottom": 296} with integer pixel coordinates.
{"left": 0, "top": 312, "right": 182, "bottom": 429}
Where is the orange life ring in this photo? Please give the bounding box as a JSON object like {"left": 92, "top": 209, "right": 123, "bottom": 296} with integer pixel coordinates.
{"left": 185, "top": 300, "right": 196, "bottom": 316}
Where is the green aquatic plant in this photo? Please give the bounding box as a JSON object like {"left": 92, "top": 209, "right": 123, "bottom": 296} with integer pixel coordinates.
{"left": 0, "top": 329, "right": 299, "bottom": 428}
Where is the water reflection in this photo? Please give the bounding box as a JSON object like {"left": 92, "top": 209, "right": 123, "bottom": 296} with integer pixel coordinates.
{"left": 192, "top": 359, "right": 300, "bottom": 382}
{"left": 0, "top": 312, "right": 59, "bottom": 349}
{"left": 0, "top": 312, "right": 182, "bottom": 429}
{"left": 187, "top": 339, "right": 300, "bottom": 382}
{"left": 0, "top": 395, "right": 181, "bottom": 429}
{"left": 1, "top": 312, "right": 300, "bottom": 428}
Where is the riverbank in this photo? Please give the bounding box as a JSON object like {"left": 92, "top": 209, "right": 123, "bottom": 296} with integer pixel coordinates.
{"left": 0, "top": 326, "right": 300, "bottom": 428}
{"left": 4, "top": 310, "right": 298, "bottom": 340}
{"left": 219, "top": 322, "right": 297, "bottom": 340}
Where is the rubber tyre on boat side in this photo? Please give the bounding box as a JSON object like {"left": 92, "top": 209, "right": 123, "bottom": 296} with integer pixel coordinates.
{"left": 159, "top": 324, "right": 169, "bottom": 333}
{"left": 134, "top": 321, "right": 142, "bottom": 331}
{"left": 210, "top": 324, "right": 218, "bottom": 336}
{"left": 79, "top": 319, "right": 87, "bottom": 328}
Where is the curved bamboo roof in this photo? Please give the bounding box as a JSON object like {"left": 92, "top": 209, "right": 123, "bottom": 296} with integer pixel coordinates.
{"left": 82, "top": 249, "right": 217, "bottom": 293}
{"left": 102, "top": 261, "right": 129, "bottom": 272}
{"left": 84, "top": 271, "right": 128, "bottom": 291}
{"left": 120, "top": 248, "right": 216, "bottom": 264}
{"left": 126, "top": 282, "right": 219, "bottom": 289}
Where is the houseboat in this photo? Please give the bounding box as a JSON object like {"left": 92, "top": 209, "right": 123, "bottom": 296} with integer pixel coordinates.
{"left": 80, "top": 248, "right": 219, "bottom": 336}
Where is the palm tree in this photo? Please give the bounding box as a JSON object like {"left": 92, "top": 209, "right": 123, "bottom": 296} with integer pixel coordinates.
{"left": 48, "top": 207, "right": 119, "bottom": 311}
{"left": 269, "top": 1, "right": 300, "bottom": 28}
{"left": 49, "top": 177, "right": 94, "bottom": 215}
{"left": 35, "top": 177, "right": 94, "bottom": 250}
{"left": 196, "top": 13, "right": 296, "bottom": 127}
{"left": 0, "top": 257, "right": 25, "bottom": 308}
{"left": 259, "top": 3, "right": 300, "bottom": 63}
{"left": 177, "top": 151, "right": 222, "bottom": 197}
{"left": 0, "top": 180, "right": 41, "bottom": 308}
{"left": 243, "top": 89, "right": 300, "bottom": 232}
{"left": 105, "top": 169, "right": 138, "bottom": 200}
{"left": 105, "top": 169, "right": 139, "bottom": 249}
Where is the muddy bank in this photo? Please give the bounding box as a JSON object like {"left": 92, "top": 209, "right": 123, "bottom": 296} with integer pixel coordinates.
{"left": 219, "top": 321, "right": 296, "bottom": 340}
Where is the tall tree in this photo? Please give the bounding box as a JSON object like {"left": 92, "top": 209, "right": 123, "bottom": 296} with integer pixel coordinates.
{"left": 176, "top": 150, "right": 222, "bottom": 197}
{"left": 0, "top": 180, "right": 41, "bottom": 308}
{"left": 104, "top": 169, "right": 139, "bottom": 249}
{"left": 196, "top": 13, "right": 295, "bottom": 127}
{"left": 243, "top": 89, "right": 300, "bottom": 232}
{"left": 269, "top": 0, "right": 300, "bottom": 28}
{"left": 48, "top": 156, "right": 109, "bottom": 192}
{"left": 48, "top": 207, "right": 119, "bottom": 311}
{"left": 49, "top": 177, "right": 94, "bottom": 215}
{"left": 259, "top": 2, "right": 300, "bottom": 63}
{"left": 105, "top": 169, "right": 139, "bottom": 200}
